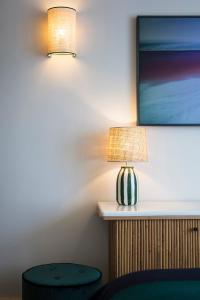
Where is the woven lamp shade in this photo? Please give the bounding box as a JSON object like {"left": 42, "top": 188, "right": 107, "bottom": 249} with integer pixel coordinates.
{"left": 107, "top": 127, "right": 148, "bottom": 162}
{"left": 47, "top": 7, "right": 76, "bottom": 57}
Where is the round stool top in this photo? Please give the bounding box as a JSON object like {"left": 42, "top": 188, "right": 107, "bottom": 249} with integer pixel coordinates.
{"left": 23, "top": 263, "right": 102, "bottom": 287}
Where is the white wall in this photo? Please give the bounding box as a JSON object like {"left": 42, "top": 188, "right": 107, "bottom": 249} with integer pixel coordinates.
{"left": 1, "top": 0, "right": 200, "bottom": 297}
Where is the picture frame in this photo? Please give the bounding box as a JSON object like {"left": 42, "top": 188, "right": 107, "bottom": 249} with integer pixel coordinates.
{"left": 137, "top": 16, "right": 200, "bottom": 126}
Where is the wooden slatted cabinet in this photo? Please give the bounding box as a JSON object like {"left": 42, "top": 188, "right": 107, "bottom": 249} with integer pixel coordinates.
{"left": 109, "top": 219, "right": 200, "bottom": 280}
{"left": 98, "top": 202, "right": 200, "bottom": 280}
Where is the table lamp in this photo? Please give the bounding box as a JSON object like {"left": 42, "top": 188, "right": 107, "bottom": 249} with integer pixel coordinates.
{"left": 107, "top": 127, "right": 148, "bottom": 206}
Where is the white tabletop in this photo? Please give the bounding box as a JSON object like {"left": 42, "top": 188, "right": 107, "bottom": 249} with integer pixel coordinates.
{"left": 98, "top": 201, "right": 200, "bottom": 220}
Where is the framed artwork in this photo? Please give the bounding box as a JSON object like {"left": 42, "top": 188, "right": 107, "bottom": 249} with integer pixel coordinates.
{"left": 137, "top": 16, "right": 200, "bottom": 126}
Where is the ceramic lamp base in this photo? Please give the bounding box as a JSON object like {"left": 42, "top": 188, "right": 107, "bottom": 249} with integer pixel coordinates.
{"left": 116, "top": 166, "right": 138, "bottom": 206}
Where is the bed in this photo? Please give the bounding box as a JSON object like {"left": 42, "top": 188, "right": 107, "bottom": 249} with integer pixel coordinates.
{"left": 92, "top": 269, "right": 200, "bottom": 300}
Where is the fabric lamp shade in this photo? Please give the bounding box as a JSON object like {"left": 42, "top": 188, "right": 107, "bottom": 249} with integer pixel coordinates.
{"left": 107, "top": 127, "right": 147, "bottom": 162}
{"left": 107, "top": 127, "right": 148, "bottom": 206}
{"left": 47, "top": 7, "right": 76, "bottom": 57}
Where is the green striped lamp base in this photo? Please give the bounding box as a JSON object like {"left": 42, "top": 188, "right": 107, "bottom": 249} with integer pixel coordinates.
{"left": 116, "top": 166, "right": 138, "bottom": 206}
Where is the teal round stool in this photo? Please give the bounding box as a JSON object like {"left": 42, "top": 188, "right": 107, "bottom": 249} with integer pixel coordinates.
{"left": 22, "top": 263, "right": 102, "bottom": 300}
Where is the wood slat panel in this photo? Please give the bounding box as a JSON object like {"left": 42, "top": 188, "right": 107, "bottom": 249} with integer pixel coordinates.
{"left": 109, "top": 219, "right": 200, "bottom": 280}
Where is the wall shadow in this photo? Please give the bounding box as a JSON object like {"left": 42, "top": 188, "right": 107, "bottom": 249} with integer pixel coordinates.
{"left": 0, "top": 203, "right": 108, "bottom": 297}
{"left": 24, "top": 9, "right": 48, "bottom": 57}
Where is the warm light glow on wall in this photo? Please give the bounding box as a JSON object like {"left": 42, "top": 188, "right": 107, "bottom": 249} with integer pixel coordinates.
{"left": 47, "top": 7, "right": 76, "bottom": 57}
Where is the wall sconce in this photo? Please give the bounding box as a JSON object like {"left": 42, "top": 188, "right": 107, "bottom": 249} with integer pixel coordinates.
{"left": 47, "top": 6, "right": 76, "bottom": 57}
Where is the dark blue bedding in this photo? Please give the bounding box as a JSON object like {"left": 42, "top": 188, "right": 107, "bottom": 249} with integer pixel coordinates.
{"left": 92, "top": 269, "right": 200, "bottom": 300}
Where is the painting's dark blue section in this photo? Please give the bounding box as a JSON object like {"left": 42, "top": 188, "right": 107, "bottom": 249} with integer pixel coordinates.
{"left": 139, "top": 17, "right": 200, "bottom": 51}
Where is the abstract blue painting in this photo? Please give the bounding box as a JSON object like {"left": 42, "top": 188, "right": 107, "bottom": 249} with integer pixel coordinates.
{"left": 137, "top": 16, "right": 200, "bottom": 125}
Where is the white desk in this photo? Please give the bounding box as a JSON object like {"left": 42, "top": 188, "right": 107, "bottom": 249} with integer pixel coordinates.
{"left": 98, "top": 201, "right": 200, "bottom": 220}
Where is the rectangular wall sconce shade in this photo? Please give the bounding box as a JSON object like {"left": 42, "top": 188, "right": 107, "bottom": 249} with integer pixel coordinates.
{"left": 47, "top": 7, "right": 76, "bottom": 57}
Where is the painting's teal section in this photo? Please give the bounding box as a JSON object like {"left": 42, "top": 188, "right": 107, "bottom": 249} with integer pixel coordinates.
{"left": 139, "top": 78, "right": 200, "bottom": 124}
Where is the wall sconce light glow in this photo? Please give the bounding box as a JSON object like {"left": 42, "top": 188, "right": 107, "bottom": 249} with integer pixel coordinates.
{"left": 47, "top": 7, "right": 76, "bottom": 57}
